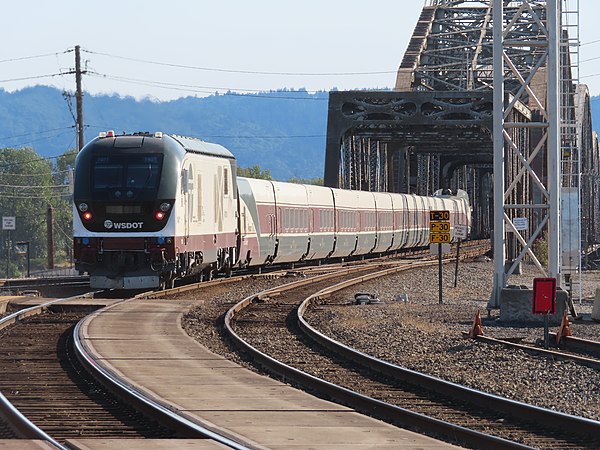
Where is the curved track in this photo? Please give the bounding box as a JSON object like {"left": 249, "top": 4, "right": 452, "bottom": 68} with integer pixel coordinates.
{"left": 224, "top": 259, "right": 600, "bottom": 449}
{"left": 0, "top": 293, "right": 252, "bottom": 449}
{"left": 0, "top": 308, "right": 181, "bottom": 443}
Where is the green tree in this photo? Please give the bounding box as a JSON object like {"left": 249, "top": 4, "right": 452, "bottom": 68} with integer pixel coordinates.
{"left": 0, "top": 147, "right": 76, "bottom": 276}
{"left": 52, "top": 149, "right": 77, "bottom": 265}
{"left": 0, "top": 147, "right": 54, "bottom": 275}
{"left": 288, "top": 176, "right": 324, "bottom": 186}
{"left": 237, "top": 165, "right": 272, "bottom": 180}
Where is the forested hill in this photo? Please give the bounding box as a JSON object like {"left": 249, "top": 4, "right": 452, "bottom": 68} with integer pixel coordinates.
{"left": 0, "top": 86, "right": 329, "bottom": 180}
{"left": 3, "top": 86, "right": 600, "bottom": 180}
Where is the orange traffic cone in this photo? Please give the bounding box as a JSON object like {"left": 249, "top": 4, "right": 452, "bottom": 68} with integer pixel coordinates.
{"left": 555, "top": 310, "right": 572, "bottom": 345}
{"left": 469, "top": 310, "right": 484, "bottom": 338}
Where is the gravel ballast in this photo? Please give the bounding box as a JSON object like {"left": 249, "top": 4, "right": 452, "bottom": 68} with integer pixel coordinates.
{"left": 182, "top": 260, "right": 600, "bottom": 422}
{"left": 304, "top": 259, "right": 600, "bottom": 421}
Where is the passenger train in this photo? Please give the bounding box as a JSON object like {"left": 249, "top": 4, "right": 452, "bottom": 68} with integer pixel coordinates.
{"left": 73, "top": 132, "right": 471, "bottom": 289}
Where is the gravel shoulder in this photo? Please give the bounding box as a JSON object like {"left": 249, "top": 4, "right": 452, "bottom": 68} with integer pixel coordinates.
{"left": 304, "top": 258, "right": 600, "bottom": 421}
{"left": 181, "top": 260, "right": 600, "bottom": 422}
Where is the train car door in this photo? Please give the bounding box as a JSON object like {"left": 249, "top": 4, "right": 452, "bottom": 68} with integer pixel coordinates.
{"left": 181, "top": 165, "right": 193, "bottom": 244}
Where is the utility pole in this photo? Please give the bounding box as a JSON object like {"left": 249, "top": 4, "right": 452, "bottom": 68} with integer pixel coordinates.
{"left": 75, "top": 45, "right": 85, "bottom": 151}
{"left": 47, "top": 205, "right": 54, "bottom": 270}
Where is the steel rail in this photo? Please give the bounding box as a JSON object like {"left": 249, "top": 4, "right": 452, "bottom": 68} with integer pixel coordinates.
{"left": 0, "top": 392, "right": 65, "bottom": 449}
{"left": 73, "top": 296, "right": 253, "bottom": 450}
{"left": 0, "top": 293, "right": 96, "bottom": 449}
{"left": 549, "top": 333, "right": 600, "bottom": 355}
{"left": 224, "top": 261, "right": 534, "bottom": 450}
{"left": 297, "top": 288, "right": 600, "bottom": 440}
{"left": 464, "top": 333, "right": 600, "bottom": 370}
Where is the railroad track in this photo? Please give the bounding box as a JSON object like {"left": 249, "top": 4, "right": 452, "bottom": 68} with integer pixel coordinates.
{"left": 0, "top": 293, "right": 255, "bottom": 449}
{"left": 0, "top": 276, "right": 91, "bottom": 298}
{"left": 0, "top": 307, "right": 181, "bottom": 444}
{"left": 0, "top": 241, "right": 491, "bottom": 447}
{"left": 224, "top": 258, "right": 600, "bottom": 449}
{"left": 466, "top": 333, "right": 600, "bottom": 370}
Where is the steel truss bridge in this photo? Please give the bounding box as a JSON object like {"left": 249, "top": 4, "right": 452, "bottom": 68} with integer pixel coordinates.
{"left": 324, "top": 0, "right": 600, "bottom": 299}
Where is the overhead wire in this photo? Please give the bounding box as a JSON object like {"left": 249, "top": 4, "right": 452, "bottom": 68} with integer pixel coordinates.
{"left": 0, "top": 73, "right": 67, "bottom": 84}
{"left": 0, "top": 153, "right": 73, "bottom": 170}
{"left": 0, "top": 168, "right": 72, "bottom": 178}
{"left": 0, "top": 50, "right": 71, "bottom": 65}
{"left": 0, "top": 192, "right": 71, "bottom": 199}
{"left": 0, "top": 183, "right": 69, "bottom": 189}
{"left": 0, "top": 126, "right": 74, "bottom": 141}
{"left": 83, "top": 49, "right": 397, "bottom": 76}
{"left": 84, "top": 124, "right": 324, "bottom": 140}
{"left": 0, "top": 129, "right": 77, "bottom": 149}
{"left": 86, "top": 71, "right": 331, "bottom": 100}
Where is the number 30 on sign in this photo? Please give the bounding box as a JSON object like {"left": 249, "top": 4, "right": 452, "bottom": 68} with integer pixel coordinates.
{"left": 430, "top": 233, "right": 450, "bottom": 243}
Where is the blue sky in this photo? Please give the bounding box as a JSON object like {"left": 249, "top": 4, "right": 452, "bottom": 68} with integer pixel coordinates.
{"left": 1, "top": 1, "right": 599, "bottom": 101}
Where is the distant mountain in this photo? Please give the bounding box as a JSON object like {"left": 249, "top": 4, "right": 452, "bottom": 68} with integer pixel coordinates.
{"left": 3, "top": 86, "right": 599, "bottom": 180}
{"left": 0, "top": 86, "right": 329, "bottom": 181}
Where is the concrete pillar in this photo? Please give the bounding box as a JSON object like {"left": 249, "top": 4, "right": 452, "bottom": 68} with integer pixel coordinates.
{"left": 593, "top": 289, "right": 600, "bottom": 322}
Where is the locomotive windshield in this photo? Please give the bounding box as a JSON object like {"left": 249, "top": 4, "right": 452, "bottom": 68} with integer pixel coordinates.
{"left": 93, "top": 155, "right": 162, "bottom": 190}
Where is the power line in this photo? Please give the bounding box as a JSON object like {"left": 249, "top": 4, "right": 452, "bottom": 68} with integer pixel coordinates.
{"left": 0, "top": 50, "right": 71, "bottom": 65}
{"left": 580, "top": 56, "right": 600, "bottom": 64}
{"left": 0, "top": 183, "right": 69, "bottom": 189}
{"left": 0, "top": 168, "right": 72, "bottom": 178}
{"left": 0, "top": 129, "right": 76, "bottom": 149}
{"left": 0, "top": 192, "right": 71, "bottom": 199}
{"left": 581, "top": 39, "right": 600, "bottom": 47}
{"left": 0, "top": 73, "right": 66, "bottom": 84}
{"left": 0, "top": 153, "right": 73, "bottom": 170}
{"left": 0, "top": 126, "right": 74, "bottom": 141}
{"left": 84, "top": 125, "right": 325, "bottom": 140}
{"left": 204, "top": 134, "right": 325, "bottom": 139}
{"left": 88, "top": 71, "right": 324, "bottom": 94}
{"left": 83, "top": 49, "right": 397, "bottom": 76}
{"left": 87, "top": 71, "right": 330, "bottom": 100}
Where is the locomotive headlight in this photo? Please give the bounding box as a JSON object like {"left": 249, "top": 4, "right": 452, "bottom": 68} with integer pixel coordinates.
{"left": 159, "top": 202, "right": 171, "bottom": 212}
{"left": 83, "top": 212, "right": 93, "bottom": 221}
{"left": 78, "top": 203, "right": 88, "bottom": 212}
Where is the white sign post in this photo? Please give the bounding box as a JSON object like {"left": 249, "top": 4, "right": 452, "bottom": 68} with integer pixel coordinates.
{"left": 455, "top": 224, "right": 468, "bottom": 239}
{"left": 2, "top": 216, "right": 15, "bottom": 278}
{"left": 512, "top": 217, "right": 528, "bottom": 231}
{"left": 2, "top": 217, "right": 15, "bottom": 230}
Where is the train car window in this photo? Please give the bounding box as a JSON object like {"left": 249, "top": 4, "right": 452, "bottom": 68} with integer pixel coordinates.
{"left": 285, "top": 209, "right": 290, "bottom": 231}
{"left": 93, "top": 157, "right": 122, "bottom": 188}
{"left": 197, "top": 175, "right": 203, "bottom": 220}
{"left": 126, "top": 156, "right": 162, "bottom": 189}
{"left": 223, "top": 167, "right": 229, "bottom": 196}
{"left": 92, "top": 155, "right": 162, "bottom": 190}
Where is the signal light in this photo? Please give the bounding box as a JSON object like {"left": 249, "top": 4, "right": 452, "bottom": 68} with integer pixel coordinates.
{"left": 155, "top": 211, "right": 165, "bottom": 220}
{"left": 83, "top": 212, "right": 93, "bottom": 221}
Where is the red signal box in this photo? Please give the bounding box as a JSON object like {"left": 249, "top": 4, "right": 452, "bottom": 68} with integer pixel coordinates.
{"left": 532, "top": 278, "right": 556, "bottom": 314}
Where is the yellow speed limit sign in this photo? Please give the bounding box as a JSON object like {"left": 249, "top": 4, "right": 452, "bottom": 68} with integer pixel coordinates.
{"left": 430, "top": 210, "right": 450, "bottom": 244}
{"left": 430, "top": 222, "right": 450, "bottom": 232}
{"left": 430, "top": 232, "right": 451, "bottom": 244}
{"left": 430, "top": 210, "right": 450, "bottom": 221}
